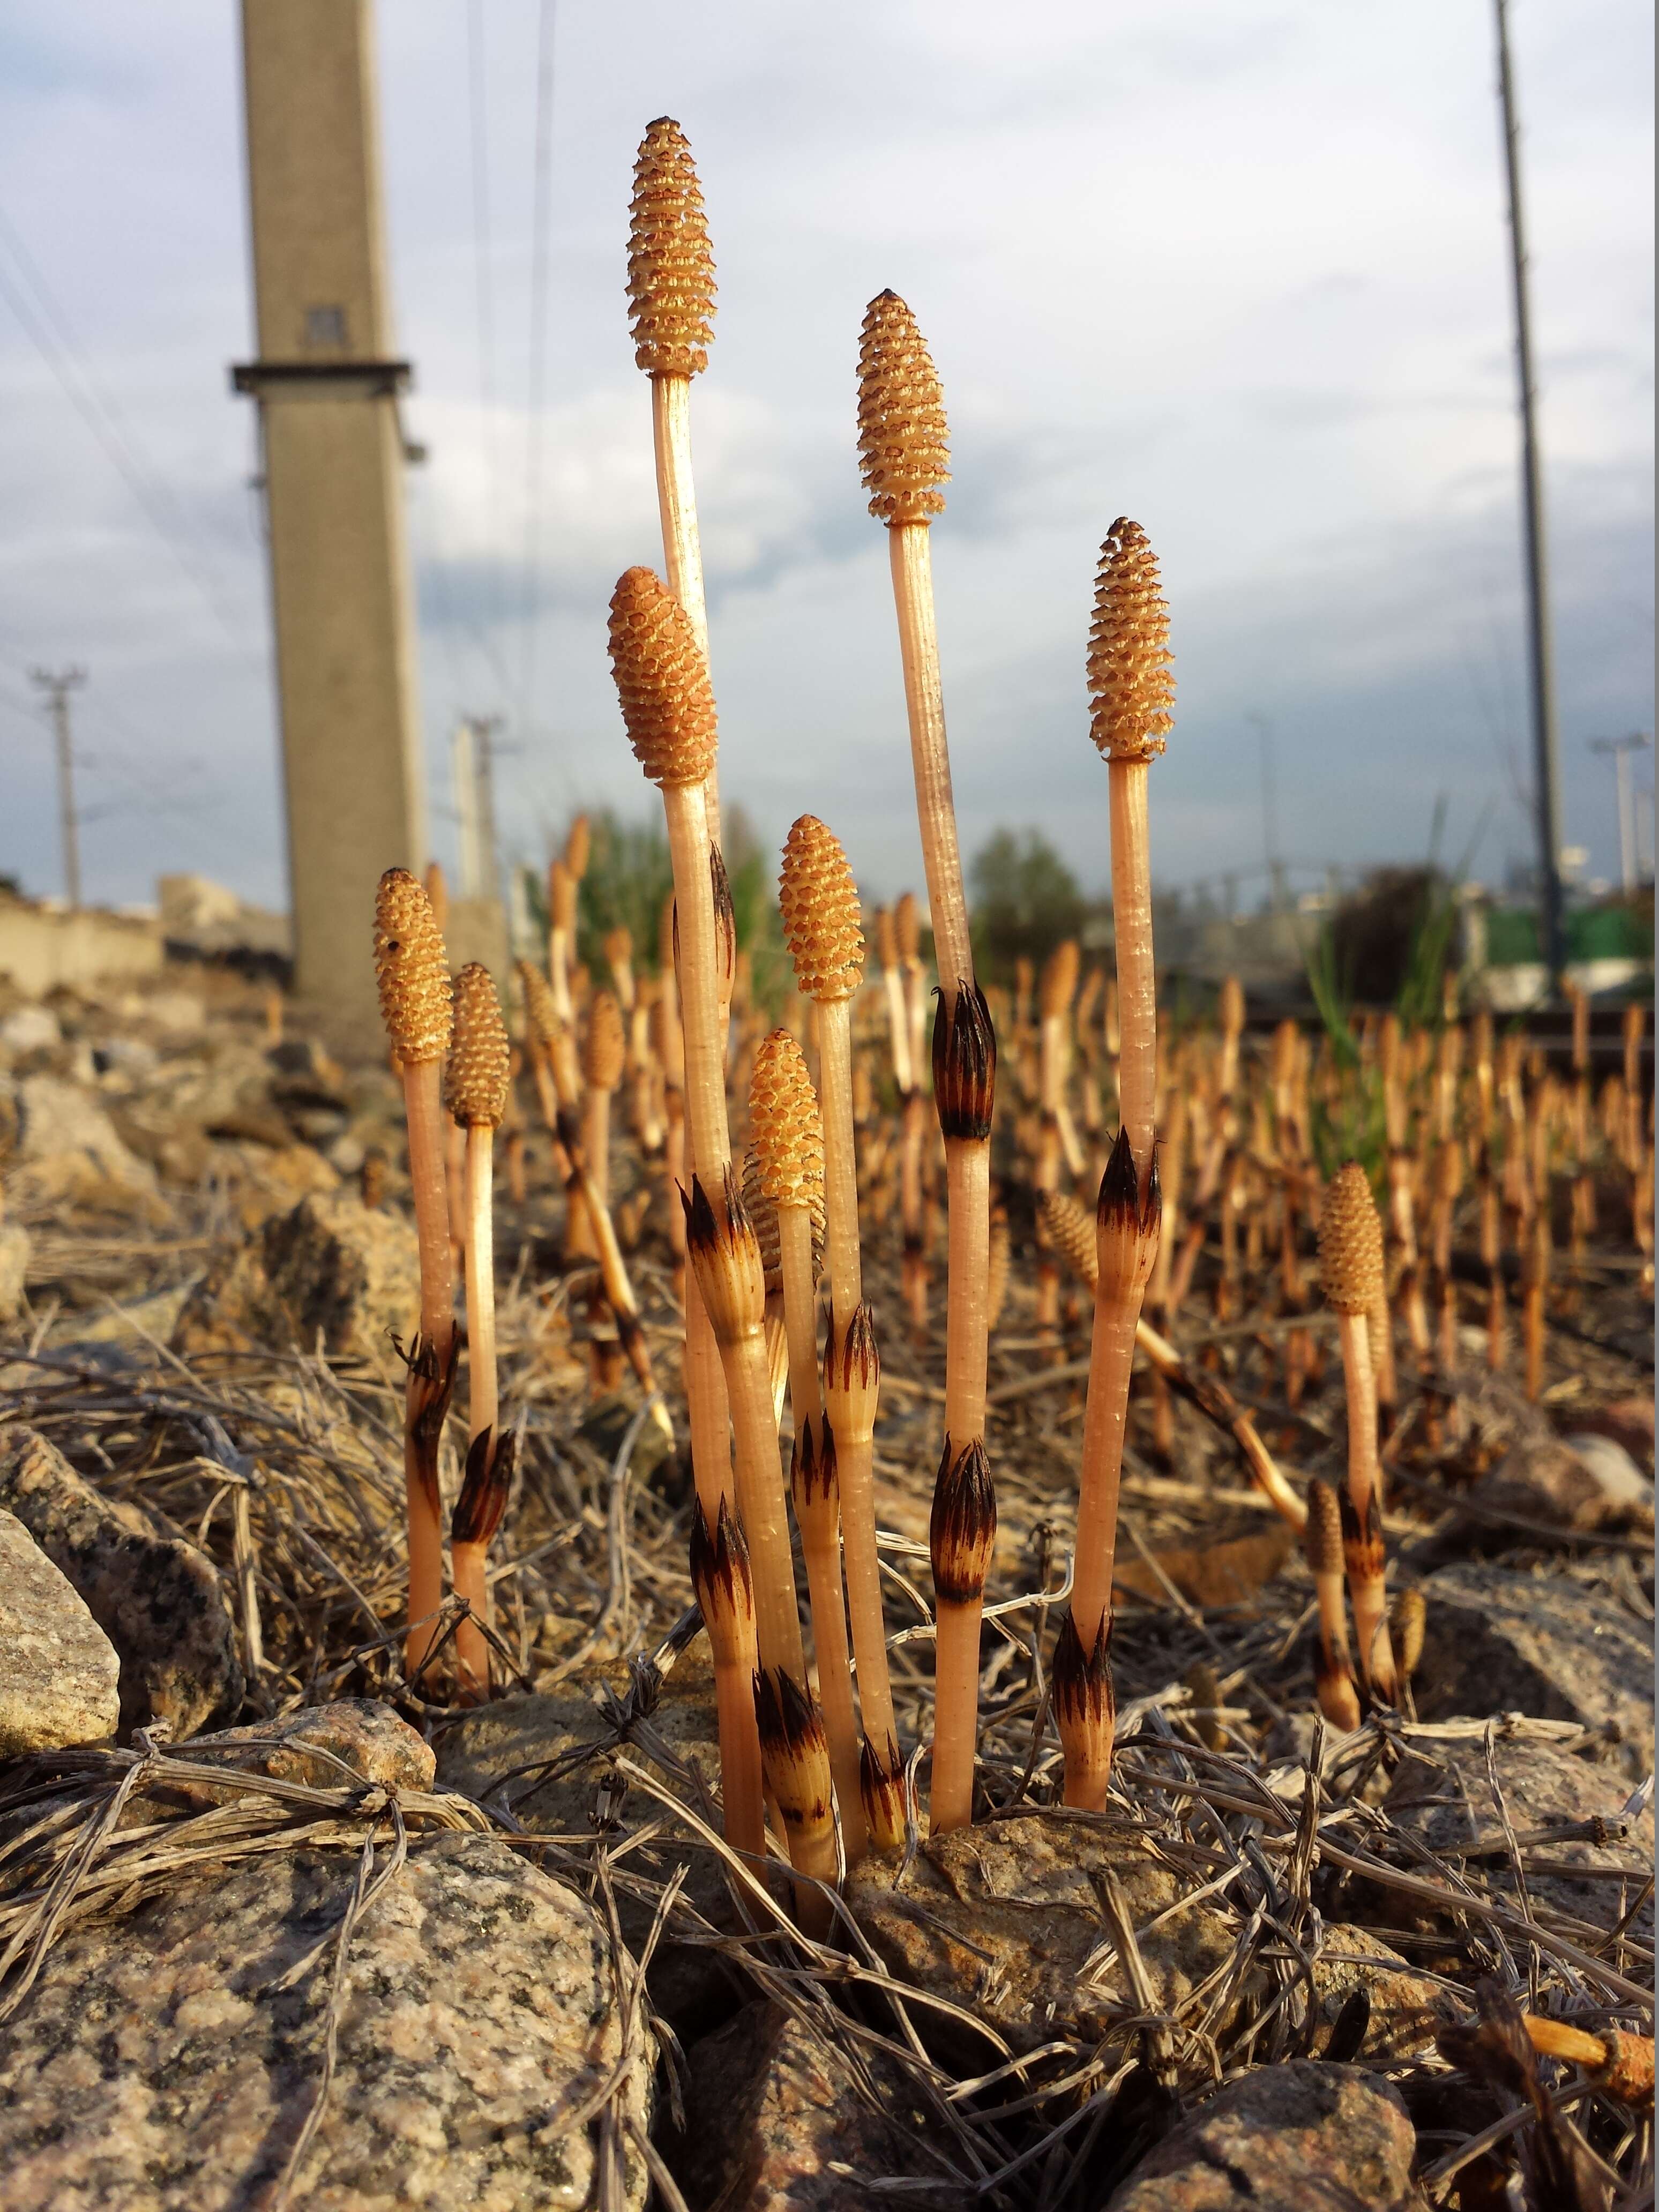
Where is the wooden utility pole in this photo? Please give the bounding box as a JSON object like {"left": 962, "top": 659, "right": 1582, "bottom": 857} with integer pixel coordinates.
{"left": 1493, "top": 0, "right": 1565, "bottom": 985}
{"left": 234, "top": 0, "right": 426, "bottom": 1017}
{"left": 30, "top": 667, "right": 86, "bottom": 908}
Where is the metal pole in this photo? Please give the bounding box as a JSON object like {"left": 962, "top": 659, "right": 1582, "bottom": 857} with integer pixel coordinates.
{"left": 29, "top": 666, "right": 86, "bottom": 908}
{"left": 1494, "top": 0, "right": 1565, "bottom": 983}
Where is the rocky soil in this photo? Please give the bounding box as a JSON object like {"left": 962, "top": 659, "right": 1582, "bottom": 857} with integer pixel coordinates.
{"left": 0, "top": 972, "right": 1651, "bottom": 2210}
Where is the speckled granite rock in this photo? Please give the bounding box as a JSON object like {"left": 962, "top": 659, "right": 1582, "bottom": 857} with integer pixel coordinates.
{"left": 671, "top": 2000, "right": 945, "bottom": 2210}
{"left": 0, "top": 1831, "right": 649, "bottom": 2211}
{"left": 0, "top": 1426, "right": 241, "bottom": 1739}
{"left": 0, "top": 1505, "right": 120, "bottom": 1754}
{"left": 848, "top": 1814, "right": 1250, "bottom": 2079}
{"left": 173, "top": 1190, "right": 421, "bottom": 1366}
{"left": 1303, "top": 1923, "right": 1454, "bottom": 2064}
{"left": 172, "top": 1699, "right": 437, "bottom": 1802}
{"left": 1414, "top": 1565, "right": 1653, "bottom": 1768}
{"left": 849, "top": 1815, "right": 1454, "bottom": 2082}
{"left": 1105, "top": 2061, "right": 1416, "bottom": 2210}
{"left": 437, "top": 1649, "right": 744, "bottom": 2042}
{"left": 1378, "top": 1729, "right": 1653, "bottom": 1947}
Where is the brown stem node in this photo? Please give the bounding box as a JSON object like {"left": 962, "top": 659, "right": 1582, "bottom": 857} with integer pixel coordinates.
{"left": 930, "top": 980, "right": 996, "bottom": 1140}
{"left": 929, "top": 1434, "right": 996, "bottom": 1606}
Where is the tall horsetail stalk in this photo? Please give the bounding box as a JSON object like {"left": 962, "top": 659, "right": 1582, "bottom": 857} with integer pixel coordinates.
{"left": 750, "top": 1029, "right": 868, "bottom": 1863}
{"left": 373, "top": 869, "right": 458, "bottom": 1683}
{"left": 857, "top": 291, "right": 997, "bottom": 1837}
{"left": 1059, "top": 520, "right": 1172, "bottom": 1811}
{"left": 778, "top": 814, "right": 903, "bottom": 1850}
{"left": 1319, "top": 1162, "right": 1398, "bottom": 1702}
{"left": 628, "top": 118, "right": 720, "bottom": 832}
{"left": 446, "top": 963, "right": 514, "bottom": 1703}
{"left": 610, "top": 569, "right": 835, "bottom": 1916}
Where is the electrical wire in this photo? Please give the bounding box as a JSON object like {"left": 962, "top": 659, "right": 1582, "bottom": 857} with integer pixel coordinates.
{"left": 517, "top": 0, "right": 558, "bottom": 744}
{"left": 0, "top": 203, "right": 266, "bottom": 674}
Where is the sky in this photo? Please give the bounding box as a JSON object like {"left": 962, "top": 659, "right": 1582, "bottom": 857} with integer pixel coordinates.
{"left": 0, "top": 0, "right": 1650, "bottom": 918}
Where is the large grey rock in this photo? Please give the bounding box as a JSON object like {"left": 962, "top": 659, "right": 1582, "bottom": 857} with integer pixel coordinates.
{"left": 0, "top": 1831, "right": 649, "bottom": 2211}
{"left": 672, "top": 2000, "right": 944, "bottom": 2211}
{"left": 1414, "top": 1564, "right": 1653, "bottom": 1769}
{"left": 1379, "top": 1728, "right": 1653, "bottom": 1946}
{"left": 173, "top": 1189, "right": 421, "bottom": 1366}
{"left": 437, "top": 1649, "right": 742, "bottom": 2042}
{"left": 0, "top": 1426, "right": 242, "bottom": 1739}
{"left": 0, "top": 1505, "right": 120, "bottom": 1754}
{"left": 1105, "top": 2061, "right": 1417, "bottom": 2210}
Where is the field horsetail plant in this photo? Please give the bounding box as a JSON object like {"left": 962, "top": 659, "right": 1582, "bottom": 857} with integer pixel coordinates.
{"left": 857, "top": 291, "right": 999, "bottom": 1840}
{"left": 1056, "top": 521, "right": 1173, "bottom": 1809}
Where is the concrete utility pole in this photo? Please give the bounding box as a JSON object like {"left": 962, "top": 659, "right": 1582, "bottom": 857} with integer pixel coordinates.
{"left": 1493, "top": 0, "right": 1566, "bottom": 986}
{"left": 29, "top": 667, "right": 86, "bottom": 908}
{"left": 234, "top": 0, "right": 427, "bottom": 1018}
{"left": 1589, "top": 735, "right": 1649, "bottom": 895}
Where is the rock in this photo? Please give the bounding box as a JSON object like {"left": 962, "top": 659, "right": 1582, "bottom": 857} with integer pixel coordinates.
{"left": 1414, "top": 1564, "right": 1653, "bottom": 1766}
{"left": 173, "top": 1189, "right": 419, "bottom": 1366}
{"left": 1563, "top": 1395, "right": 1654, "bottom": 1471}
{"left": 1379, "top": 1728, "right": 1653, "bottom": 1945}
{"left": 174, "top": 1699, "right": 437, "bottom": 1802}
{"left": 0, "top": 1505, "right": 121, "bottom": 1754}
{"left": 437, "top": 1649, "right": 741, "bottom": 2041}
{"left": 1563, "top": 1433, "right": 1653, "bottom": 1522}
{"left": 1305, "top": 1923, "right": 1454, "bottom": 2063}
{"left": 1105, "top": 2061, "right": 1417, "bottom": 2210}
{"left": 848, "top": 1814, "right": 1251, "bottom": 2079}
{"left": 0, "top": 1831, "right": 650, "bottom": 2211}
{"left": 0, "top": 1426, "right": 242, "bottom": 1739}
{"left": 0, "top": 1005, "right": 61, "bottom": 1053}
{"left": 1475, "top": 1432, "right": 1653, "bottom": 1534}
{"left": 672, "top": 2000, "right": 944, "bottom": 2211}
{"left": 4, "top": 1073, "right": 162, "bottom": 1215}
{"left": 0, "top": 1219, "right": 29, "bottom": 1320}
{"left": 143, "top": 989, "right": 206, "bottom": 1036}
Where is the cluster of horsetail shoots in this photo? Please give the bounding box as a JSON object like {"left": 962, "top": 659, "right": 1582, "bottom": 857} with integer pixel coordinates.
{"left": 342, "top": 115, "right": 1655, "bottom": 1957}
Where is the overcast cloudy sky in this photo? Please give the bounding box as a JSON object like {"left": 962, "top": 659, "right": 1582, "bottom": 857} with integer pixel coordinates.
{"left": 0, "top": 1, "right": 1650, "bottom": 916}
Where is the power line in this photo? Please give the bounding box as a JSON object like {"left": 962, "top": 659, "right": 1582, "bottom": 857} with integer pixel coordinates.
{"left": 518, "top": 0, "right": 559, "bottom": 742}
{"left": 0, "top": 203, "right": 265, "bottom": 673}
{"left": 466, "top": 0, "right": 506, "bottom": 653}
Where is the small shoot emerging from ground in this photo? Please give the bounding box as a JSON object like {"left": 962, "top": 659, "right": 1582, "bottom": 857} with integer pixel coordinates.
{"left": 373, "top": 868, "right": 458, "bottom": 1685}
{"left": 445, "top": 963, "right": 514, "bottom": 1703}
